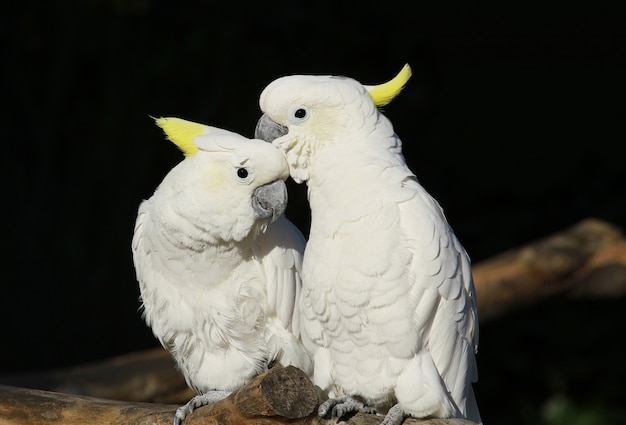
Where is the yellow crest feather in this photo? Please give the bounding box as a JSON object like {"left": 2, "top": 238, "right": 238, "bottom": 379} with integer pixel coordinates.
{"left": 153, "top": 117, "right": 206, "bottom": 157}
{"left": 365, "top": 64, "right": 412, "bottom": 107}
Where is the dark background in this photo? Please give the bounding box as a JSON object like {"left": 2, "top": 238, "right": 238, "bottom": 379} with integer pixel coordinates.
{"left": 3, "top": 2, "right": 625, "bottom": 424}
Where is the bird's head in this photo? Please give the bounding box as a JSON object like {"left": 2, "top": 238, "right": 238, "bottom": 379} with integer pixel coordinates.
{"left": 153, "top": 117, "right": 290, "bottom": 242}
{"left": 254, "top": 64, "right": 411, "bottom": 183}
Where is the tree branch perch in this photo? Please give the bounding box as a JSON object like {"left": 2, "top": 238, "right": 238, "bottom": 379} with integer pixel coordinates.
{"left": 0, "top": 366, "right": 476, "bottom": 425}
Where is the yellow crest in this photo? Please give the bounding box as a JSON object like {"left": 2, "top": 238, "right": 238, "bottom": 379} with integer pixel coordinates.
{"left": 365, "top": 64, "right": 412, "bottom": 107}
{"left": 153, "top": 116, "right": 207, "bottom": 157}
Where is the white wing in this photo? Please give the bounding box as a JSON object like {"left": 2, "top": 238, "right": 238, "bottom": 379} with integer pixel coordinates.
{"left": 401, "top": 178, "right": 480, "bottom": 421}
{"left": 131, "top": 200, "right": 199, "bottom": 341}
{"left": 254, "top": 215, "right": 312, "bottom": 376}
{"left": 256, "top": 215, "right": 306, "bottom": 333}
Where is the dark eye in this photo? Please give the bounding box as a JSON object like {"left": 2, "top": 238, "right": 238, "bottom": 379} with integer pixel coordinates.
{"left": 237, "top": 168, "right": 249, "bottom": 179}
{"left": 290, "top": 106, "right": 309, "bottom": 123}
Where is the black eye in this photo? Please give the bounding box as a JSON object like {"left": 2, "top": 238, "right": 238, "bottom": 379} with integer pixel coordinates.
{"left": 237, "top": 168, "right": 249, "bottom": 179}
{"left": 289, "top": 106, "right": 309, "bottom": 124}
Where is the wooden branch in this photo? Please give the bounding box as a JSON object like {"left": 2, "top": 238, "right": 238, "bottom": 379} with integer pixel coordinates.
{"left": 472, "top": 218, "right": 626, "bottom": 321}
{"left": 0, "top": 383, "right": 177, "bottom": 425}
{"left": 186, "top": 365, "right": 318, "bottom": 424}
{"left": 0, "top": 365, "right": 477, "bottom": 425}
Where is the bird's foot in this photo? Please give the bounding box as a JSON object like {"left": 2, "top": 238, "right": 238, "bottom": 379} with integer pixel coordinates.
{"left": 318, "top": 395, "right": 376, "bottom": 420}
{"left": 173, "top": 390, "right": 231, "bottom": 425}
{"left": 379, "top": 404, "right": 406, "bottom": 425}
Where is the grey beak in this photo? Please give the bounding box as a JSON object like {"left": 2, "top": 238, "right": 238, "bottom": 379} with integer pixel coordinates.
{"left": 251, "top": 180, "right": 288, "bottom": 222}
{"left": 254, "top": 114, "right": 288, "bottom": 143}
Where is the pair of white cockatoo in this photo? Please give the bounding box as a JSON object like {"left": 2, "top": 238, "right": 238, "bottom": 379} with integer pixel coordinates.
{"left": 132, "top": 65, "right": 481, "bottom": 425}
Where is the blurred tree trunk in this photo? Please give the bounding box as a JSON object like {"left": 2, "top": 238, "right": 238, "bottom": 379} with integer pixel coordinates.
{"left": 0, "top": 347, "right": 193, "bottom": 405}
{"left": 473, "top": 217, "right": 626, "bottom": 320}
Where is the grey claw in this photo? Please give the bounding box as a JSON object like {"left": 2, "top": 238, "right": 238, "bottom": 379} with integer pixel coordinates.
{"left": 173, "top": 391, "right": 231, "bottom": 425}
{"left": 318, "top": 395, "right": 374, "bottom": 420}
{"left": 379, "top": 404, "right": 405, "bottom": 425}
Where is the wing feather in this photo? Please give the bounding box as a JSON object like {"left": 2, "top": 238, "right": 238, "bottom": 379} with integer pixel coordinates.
{"left": 256, "top": 216, "right": 306, "bottom": 336}
{"left": 400, "top": 183, "right": 479, "bottom": 417}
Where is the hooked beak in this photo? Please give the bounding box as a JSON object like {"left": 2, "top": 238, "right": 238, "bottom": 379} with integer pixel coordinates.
{"left": 254, "top": 114, "right": 288, "bottom": 143}
{"left": 251, "top": 179, "right": 288, "bottom": 222}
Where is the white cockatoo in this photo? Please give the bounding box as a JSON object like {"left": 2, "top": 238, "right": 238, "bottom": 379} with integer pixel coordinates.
{"left": 254, "top": 65, "right": 481, "bottom": 425}
{"left": 131, "top": 117, "right": 312, "bottom": 425}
